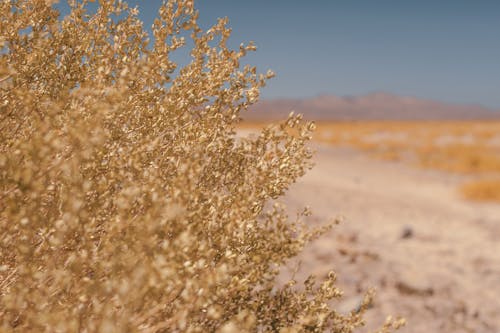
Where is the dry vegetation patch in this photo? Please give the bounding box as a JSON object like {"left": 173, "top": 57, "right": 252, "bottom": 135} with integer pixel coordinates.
{"left": 313, "top": 121, "right": 500, "bottom": 203}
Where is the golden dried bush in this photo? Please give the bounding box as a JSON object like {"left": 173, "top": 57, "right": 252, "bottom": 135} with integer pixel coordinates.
{"left": 0, "top": 1, "right": 402, "bottom": 332}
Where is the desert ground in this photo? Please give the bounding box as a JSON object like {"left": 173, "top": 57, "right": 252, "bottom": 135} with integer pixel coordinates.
{"left": 278, "top": 143, "right": 500, "bottom": 333}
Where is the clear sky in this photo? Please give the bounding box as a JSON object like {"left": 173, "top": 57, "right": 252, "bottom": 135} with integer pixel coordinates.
{"left": 56, "top": 1, "right": 500, "bottom": 109}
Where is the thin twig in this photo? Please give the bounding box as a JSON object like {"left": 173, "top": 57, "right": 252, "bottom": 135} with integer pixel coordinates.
{"left": 0, "top": 75, "right": 11, "bottom": 83}
{"left": 0, "top": 268, "right": 17, "bottom": 291}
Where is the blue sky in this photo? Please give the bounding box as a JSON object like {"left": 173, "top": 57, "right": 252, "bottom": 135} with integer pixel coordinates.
{"left": 56, "top": 1, "right": 500, "bottom": 108}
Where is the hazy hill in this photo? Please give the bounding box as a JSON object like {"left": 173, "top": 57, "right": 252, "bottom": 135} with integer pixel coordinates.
{"left": 246, "top": 92, "right": 500, "bottom": 121}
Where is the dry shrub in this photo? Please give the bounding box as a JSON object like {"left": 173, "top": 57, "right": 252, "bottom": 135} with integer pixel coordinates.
{"left": 0, "top": 1, "right": 403, "bottom": 332}
{"left": 461, "top": 179, "right": 500, "bottom": 202}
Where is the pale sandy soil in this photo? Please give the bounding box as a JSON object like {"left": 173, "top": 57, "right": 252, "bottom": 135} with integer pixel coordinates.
{"left": 279, "top": 144, "right": 500, "bottom": 333}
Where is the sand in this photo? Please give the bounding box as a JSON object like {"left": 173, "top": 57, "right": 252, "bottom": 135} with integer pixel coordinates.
{"left": 280, "top": 144, "right": 500, "bottom": 332}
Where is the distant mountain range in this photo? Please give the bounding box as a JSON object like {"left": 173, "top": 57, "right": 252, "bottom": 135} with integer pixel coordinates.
{"left": 245, "top": 92, "right": 500, "bottom": 121}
